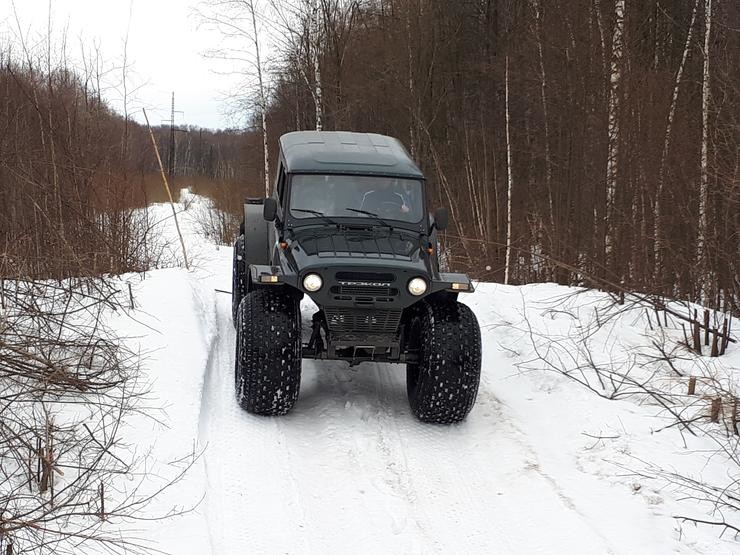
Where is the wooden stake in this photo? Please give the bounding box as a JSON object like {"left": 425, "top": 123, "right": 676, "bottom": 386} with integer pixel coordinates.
{"left": 703, "top": 309, "right": 710, "bottom": 345}
{"left": 142, "top": 108, "right": 190, "bottom": 270}
{"left": 720, "top": 317, "right": 731, "bottom": 355}
{"left": 710, "top": 397, "right": 721, "bottom": 423}
{"left": 688, "top": 376, "right": 696, "bottom": 395}
{"left": 710, "top": 331, "right": 719, "bottom": 357}
{"left": 682, "top": 323, "right": 690, "bottom": 348}
{"left": 732, "top": 398, "right": 739, "bottom": 436}
{"left": 692, "top": 319, "right": 702, "bottom": 354}
{"left": 40, "top": 445, "right": 49, "bottom": 494}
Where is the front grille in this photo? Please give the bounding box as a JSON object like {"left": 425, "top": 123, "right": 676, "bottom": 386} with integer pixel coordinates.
{"left": 324, "top": 308, "right": 403, "bottom": 335}
{"left": 330, "top": 285, "right": 399, "bottom": 297}
{"left": 335, "top": 271, "right": 396, "bottom": 283}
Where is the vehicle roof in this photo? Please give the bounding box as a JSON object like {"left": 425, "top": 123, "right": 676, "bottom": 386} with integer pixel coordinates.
{"left": 279, "top": 131, "right": 424, "bottom": 178}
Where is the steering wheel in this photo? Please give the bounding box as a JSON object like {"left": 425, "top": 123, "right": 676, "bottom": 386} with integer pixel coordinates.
{"left": 376, "top": 201, "right": 405, "bottom": 217}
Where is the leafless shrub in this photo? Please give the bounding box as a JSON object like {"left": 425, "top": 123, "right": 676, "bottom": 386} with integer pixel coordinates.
{"left": 516, "top": 286, "right": 740, "bottom": 536}
{"left": 187, "top": 180, "right": 242, "bottom": 246}
{"left": 0, "top": 278, "right": 195, "bottom": 554}
{"left": 195, "top": 204, "right": 240, "bottom": 246}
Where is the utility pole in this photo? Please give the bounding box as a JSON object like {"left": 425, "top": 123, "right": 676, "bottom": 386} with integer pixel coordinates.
{"left": 162, "top": 91, "right": 186, "bottom": 178}
{"left": 169, "top": 92, "right": 175, "bottom": 176}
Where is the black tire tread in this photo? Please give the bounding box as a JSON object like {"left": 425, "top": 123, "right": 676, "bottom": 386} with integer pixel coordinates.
{"left": 407, "top": 300, "right": 481, "bottom": 424}
{"left": 235, "top": 288, "right": 302, "bottom": 415}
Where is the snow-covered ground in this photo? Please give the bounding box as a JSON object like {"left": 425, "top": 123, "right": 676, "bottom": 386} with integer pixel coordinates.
{"left": 104, "top": 194, "right": 740, "bottom": 554}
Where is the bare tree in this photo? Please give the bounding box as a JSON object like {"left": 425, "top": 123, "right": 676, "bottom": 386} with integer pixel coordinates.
{"left": 197, "top": 0, "right": 272, "bottom": 193}
{"left": 504, "top": 55, "right": 514, "bottom": 285}
{"left": 654, "top": 0, "right": 699, "bottom": 279}
{"left": 268, "top": 0, "right": 326, "bottom": 130}
{"left": 604, "top": 0, "right": 625, "bottom": 266}
{"left": 531, "top": 0, "right": 555, "bottom": 249}
{"left": 310, "top": 0, "right": 323, "bottom": 130}
{"left": 249, "top": 0, "right": 271, "bottom": 195}
{"left": 698, "top": 0, "right": 713, "bottom": 288}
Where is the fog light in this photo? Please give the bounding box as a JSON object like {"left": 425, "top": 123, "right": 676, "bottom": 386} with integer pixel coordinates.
{"left": 259, "top": 274, "right": 279, "bottom": 283}
{"left": 303, "top": 273, "right": 323, "bottom": 292}
{"left": 408, "top": 277, "right": 428, "bottom": 296}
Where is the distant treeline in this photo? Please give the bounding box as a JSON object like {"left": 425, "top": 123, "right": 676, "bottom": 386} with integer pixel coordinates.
{"left": 242, "top": 0, "right": 738, "bottom": 310}
{"left": 0, "top": 52, "right": 250, "bottom": 279}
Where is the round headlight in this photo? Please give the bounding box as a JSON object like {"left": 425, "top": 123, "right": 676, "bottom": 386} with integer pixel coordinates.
{"left": 408, "top": 277, "right": 428, "bottom": 296}
{"left": 302, "top": 273, "right": 323, "bottom": 292}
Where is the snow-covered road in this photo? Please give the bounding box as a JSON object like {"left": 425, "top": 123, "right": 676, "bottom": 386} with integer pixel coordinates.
{"left": 110, "top": 197, "right": 739, "bottom": 554}
{"left": 197, "top": 294, "right": 617, "bottom": 554}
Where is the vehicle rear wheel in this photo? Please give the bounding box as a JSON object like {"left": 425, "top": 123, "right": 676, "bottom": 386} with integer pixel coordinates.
{"left": 406, "top": 299, "right": 481, "bottom": 424}
{"left": 231, "top": 235, "right": 249, "bottom": 327}
{"left": 235, "top": 288, "right": 302, "bottom": 416}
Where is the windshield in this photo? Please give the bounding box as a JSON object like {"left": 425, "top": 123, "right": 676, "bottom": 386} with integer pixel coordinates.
{"left": 289, "top": 175, "right": 424, "bottom": 224}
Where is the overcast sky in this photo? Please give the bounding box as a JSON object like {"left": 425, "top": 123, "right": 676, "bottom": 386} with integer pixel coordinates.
{"left": 0, "top": 0, "right": 249, "bottom": 129}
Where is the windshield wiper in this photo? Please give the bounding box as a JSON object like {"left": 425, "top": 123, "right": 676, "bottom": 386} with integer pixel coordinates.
{"left": 292, "top": 208, "right": 339, "bottom": 226}
{"left": 344, "top": 208, "right": 394, "bottom": 229}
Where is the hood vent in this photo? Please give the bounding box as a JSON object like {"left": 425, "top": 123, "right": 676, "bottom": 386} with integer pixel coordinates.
{"left": 297, "top": 233, "right": 417, "bottom": 260}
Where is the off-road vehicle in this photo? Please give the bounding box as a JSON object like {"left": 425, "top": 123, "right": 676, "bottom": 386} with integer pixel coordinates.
{"left": 232, "top": 131, "right": 481, "bottom": 424}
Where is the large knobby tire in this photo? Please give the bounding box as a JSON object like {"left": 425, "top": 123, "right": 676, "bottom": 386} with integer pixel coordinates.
{"left": 235, "top": 288, "right": 302, "bottom": 416}
{"left": 406, "top": 299, "right": 482, "bottom": 424}
{"left": 231, "top": 235, "right": 248, "bottom": 328}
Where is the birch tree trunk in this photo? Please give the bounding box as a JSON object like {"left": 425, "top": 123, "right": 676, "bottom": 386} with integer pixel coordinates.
{"left": 405, "top": 6, "right": 416, "bottom": 158}
{"left": 504, "top": 56, "right": 514, "bottom": 285}
{"left": 604, "top": 0, "right": 625, "bottom": 264}
{"left": 698, "top": 0, "right": 712, "bottom": 273}
{"left": 654, "top": 0, "right": 698, "bottom": 278}
{"left": 247, "top": 0, "right": 270, "bottom": 197}
{"left": 311, "top": 0, "right": 323, "bottom": 131}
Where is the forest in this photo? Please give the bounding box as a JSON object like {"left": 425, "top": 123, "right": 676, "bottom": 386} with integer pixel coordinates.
{"left": 230, "top": 0, "right": 738, "bottom": 310}
{"left": 2, "top": 0, "right": 737, "bottom": 309}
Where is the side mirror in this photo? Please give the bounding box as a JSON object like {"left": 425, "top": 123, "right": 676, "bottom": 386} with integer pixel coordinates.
{"left": 433, "top": 207, "right": 449, "bottom": 231}
{"left": 263, "top": 198, "right": 277, "bottom": 222}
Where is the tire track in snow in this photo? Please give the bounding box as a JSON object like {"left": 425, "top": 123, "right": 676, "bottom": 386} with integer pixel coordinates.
{"left": 199, "top": 296, "right": 315, "bottom": 554}
{"left": 374, "top": 372, "right": 512, "bottom": 553}
{"left": 474, "top": 386, "right": 618, "bottom": 554}
{"left": 195, "top": 296, "right": 229, "bottom": 555}
{"left": 371, "top": 364, "right": 443, "bottom": 550}
{"left": 196, "top": 291, "right": 617, "bottom": 554}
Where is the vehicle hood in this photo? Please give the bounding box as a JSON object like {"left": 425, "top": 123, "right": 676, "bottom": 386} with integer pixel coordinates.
{"left": 280, "top": 228, "right": 433, "bottom": 275}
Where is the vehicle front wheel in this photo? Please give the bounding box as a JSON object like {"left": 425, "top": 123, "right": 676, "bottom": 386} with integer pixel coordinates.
{"left": 235, "top": 288, "right": 302, "bottom": 415}
{"left": 406, "top": 299, "right": 481, "bottom": 424}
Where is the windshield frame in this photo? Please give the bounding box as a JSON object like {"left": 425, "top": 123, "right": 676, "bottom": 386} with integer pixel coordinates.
{"left": 284, "top": 172, "right": 428, "bottom": 232}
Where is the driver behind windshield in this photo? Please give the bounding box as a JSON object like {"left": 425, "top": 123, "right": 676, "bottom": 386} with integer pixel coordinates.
{"left": 290, "top": 175, "right": 422, "bottom": 223}
{"left": 360, "top": 179, "right": 410, "bottom": 216}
